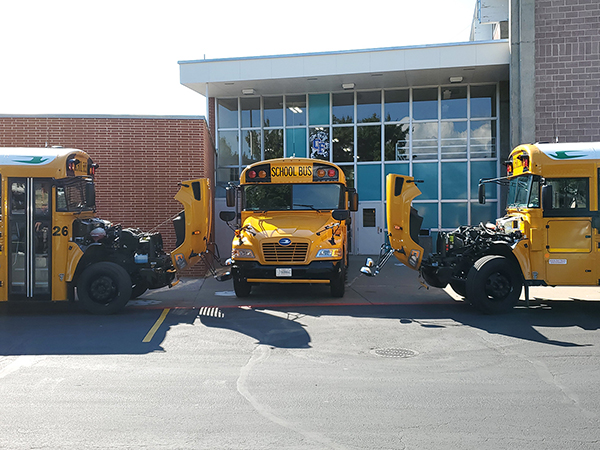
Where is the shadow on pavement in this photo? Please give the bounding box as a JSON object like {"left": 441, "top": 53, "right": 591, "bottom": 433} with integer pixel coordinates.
{"left": 199, "top": 306, "right": 311, "bottom": 349}
{"left": 0, "top": 304, "right": 194, "bottom": 356}
{"left": 1, "top": 296, "right": 599, "bottom": 357}
{"left": 2, "top": 253, "right": 600, "bottom": 355}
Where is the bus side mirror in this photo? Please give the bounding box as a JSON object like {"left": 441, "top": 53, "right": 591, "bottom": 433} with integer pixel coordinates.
{"left": 542, "top": 184, "right": 553, "bottom": 211}
{"left": 478, "top": 183, "right": 486, "bottom": 204}
{"left": 86, "top": 182, "right": 96, "bottom": 207}
{"left": 332, "top": 209, "right": 350, "bottom": 221}
{"left": 348, "top": 188, "right": 358, "bottom": 211}
{"left": 219, "top": 211, "right": 236, "bottom": 223}
{"left": 225, "top": 186, "right": 236, "bottom": 208}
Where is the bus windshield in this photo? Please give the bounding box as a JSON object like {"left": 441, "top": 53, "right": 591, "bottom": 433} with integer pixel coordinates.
{"left": 506, "top": 175, "right": 540, "bottom": 209}
{"left": 243, "top": 183, "right": 343, "bottom": 211}
{"left": 56, "top": 178, "right": 96, "bottom": 211}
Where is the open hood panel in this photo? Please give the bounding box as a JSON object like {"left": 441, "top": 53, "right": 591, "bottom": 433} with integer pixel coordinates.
{"left": 386, "top": 174, "right": 424, "bottom": 271}
{"left": 171, "top": 179, "right": 212, "bottom": 271}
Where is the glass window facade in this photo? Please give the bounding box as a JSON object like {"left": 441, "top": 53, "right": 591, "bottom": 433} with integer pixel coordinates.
{"left": 263, "top": 96, "right": 283, "bottom": 127}
{"left": 332, "top": 93, "right": 354, "bottom": 124}
{"left": 216, "top": 84, "right": 500, "bottom": 231}
{"left": 241, "top": 97, "right": 260, "bottom": 128}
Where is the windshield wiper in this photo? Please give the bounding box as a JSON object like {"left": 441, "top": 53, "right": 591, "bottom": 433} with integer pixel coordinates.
{"left": 293, "top": 203, "right": 316, "bottom": 210}
{"left": 293, "top": 203, "right": 328, "bottom": 211}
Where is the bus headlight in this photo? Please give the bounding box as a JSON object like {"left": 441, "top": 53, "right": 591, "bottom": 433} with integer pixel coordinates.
{"left": 316, "top": 248, "right": 341, "bottom": 258}
{"left": 232, "top": 248, "right": 255, "bottom": 258}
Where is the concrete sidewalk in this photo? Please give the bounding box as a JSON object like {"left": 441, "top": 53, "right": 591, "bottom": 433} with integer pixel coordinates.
{"left": 129, "top": 255, "right": 453, "bottom": 310}
{"left": 128, "top": 255, "right": 600, "bottom": 310}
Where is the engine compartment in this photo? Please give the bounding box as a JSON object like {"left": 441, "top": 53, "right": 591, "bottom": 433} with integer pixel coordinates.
{"left": 72, "top": 218, "right": 174, "bottom": 289}
{"left": 420, "top": 221, "right": 523, "bottom": 288}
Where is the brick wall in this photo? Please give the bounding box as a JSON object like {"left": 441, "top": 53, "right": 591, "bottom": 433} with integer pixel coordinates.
{"left": 0, "top": 115, "right": 215, "bottom": 276}
{"left": 208, "top": 98, "right": 216, "bottom": 142}
{"left": 535, "top": 0, "right": 600, "bottom": 142}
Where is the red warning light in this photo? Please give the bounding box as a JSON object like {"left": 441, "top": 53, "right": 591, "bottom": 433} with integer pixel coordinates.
{"left": 67, "top": 158, "right": 80, "bottom": 172}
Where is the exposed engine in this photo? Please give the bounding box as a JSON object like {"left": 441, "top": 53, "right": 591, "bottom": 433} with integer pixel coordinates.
{"left": 72, "top": 217, "right": 113, "bottom": 246}
{"left": 420, "top": 221, "right": 523, "bottom": 288}
{"left": 72, "top": 218, "right": 174, "bottom": 289}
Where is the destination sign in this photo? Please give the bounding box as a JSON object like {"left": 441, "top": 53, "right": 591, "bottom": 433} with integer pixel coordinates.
{"left": 270, "top": 164, "right": 313, "bottom": 182}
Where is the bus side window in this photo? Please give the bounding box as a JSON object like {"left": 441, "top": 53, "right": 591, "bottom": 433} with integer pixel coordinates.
{"left": 528, "top": 177, "right": 541, "bottom": 208}
{"left": 56, "top": 186, "right": 67, "bottom": 210}
{"left": 546, "top": 178, "right": 589, "bottom": 212}
{"left": 11, "top": 182, "right": 26, "bottom": 214}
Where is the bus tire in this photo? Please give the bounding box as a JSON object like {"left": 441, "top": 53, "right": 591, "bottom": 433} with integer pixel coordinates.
{"left": 330, "top": 260, "right": 346, "bottom": 298}
{"left": 77, "top": 262, "right": 132, "bottom": 314}
{"left": 466, "top": 255, "right": 521, "bottom": 314}
{"left": 233, "top": 276, "right": 251, "bottom": 298}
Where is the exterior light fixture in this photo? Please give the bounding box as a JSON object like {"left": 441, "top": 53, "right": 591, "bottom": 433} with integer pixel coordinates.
{"left": 242, "top": 88, "right": 255, "bottom": 95}
{"left": 449, "top": 77, "right": 463, "bottom": 83}
{"left": 342, "top": 83, "right": 355, "bottom": 90}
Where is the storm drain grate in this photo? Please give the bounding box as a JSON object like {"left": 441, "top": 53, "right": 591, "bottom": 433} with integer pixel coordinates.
{"left": 372, "top": 348, "right": 418, "bottom": 358}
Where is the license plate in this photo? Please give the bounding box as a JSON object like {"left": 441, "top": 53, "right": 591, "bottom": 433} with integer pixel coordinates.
{"left": 276, "top": 268, "right": 292, "bottom": 277}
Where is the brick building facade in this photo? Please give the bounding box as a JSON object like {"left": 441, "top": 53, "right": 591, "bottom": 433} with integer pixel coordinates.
{"left": 0, "top": 115, "right": 215, "bottom": 275}
{"left": 535, "top": 0, "right": 600, "bottom": 142}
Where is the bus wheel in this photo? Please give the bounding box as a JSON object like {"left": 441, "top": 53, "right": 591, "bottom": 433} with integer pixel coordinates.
{"left": 233, "top": 276, "right": 251, "bottom": 298}
{"left": 78, "top": 262, "right": 132, "bottom": 314}
{"left": 330, "top": 260, "right": 346, "bottom": 297}
{"left": 466, "top": 255, "right": 521, "bottom": 314}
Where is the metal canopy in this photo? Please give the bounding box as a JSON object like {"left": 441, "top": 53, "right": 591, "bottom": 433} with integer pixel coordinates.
{"left": 179, "top": 40, "right": 510, "bottom": 98}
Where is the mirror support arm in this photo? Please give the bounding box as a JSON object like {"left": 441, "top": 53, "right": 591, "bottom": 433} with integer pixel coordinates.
{"left": 360, "top": 242, "right": 402, "bottom": 277}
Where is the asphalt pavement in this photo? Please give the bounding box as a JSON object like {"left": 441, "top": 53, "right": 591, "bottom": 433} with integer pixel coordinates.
{"left": 2, "top": 255, "right": 600, "bottom": 450}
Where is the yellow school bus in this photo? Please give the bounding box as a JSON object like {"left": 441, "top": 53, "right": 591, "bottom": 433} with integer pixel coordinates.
{"left": 362, "top": 142, "right": 600, "bottom": 313}
{"left": 220, "top": 157, "right": 358, "bottom": 297}
{"left": 0, "top": 147, "right": 211, "bottom": 314}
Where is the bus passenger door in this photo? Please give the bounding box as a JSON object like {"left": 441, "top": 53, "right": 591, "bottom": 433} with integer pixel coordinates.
{"left": 545, "top": 219, "right": 595, "bottom": 285}
{"left": 542, "top": 177, "right": 597, "bottom": 285}
{"left": 8, "top": 178, "right": 52, "bottom": 300}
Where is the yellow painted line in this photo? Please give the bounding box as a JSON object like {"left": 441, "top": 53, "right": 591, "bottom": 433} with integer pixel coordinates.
{"left": 142, "top": 308, "right": 170, "bottom": 343}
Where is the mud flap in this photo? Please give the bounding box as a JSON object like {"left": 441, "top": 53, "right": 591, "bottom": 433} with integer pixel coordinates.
{"left": 170, "top": 179, "right": 212, "bottom": 272}
{"left": 386, "top": 174, "right": 425, "bottom": 271}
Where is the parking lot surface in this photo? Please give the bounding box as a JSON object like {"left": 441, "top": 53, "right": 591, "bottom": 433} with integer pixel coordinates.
{"left": 2, "top": 256, "right": 600, "bottom": 449}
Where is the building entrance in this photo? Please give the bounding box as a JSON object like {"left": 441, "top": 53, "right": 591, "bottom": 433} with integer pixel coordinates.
{"left": 355, "top": 201, "right": 384, "bottom": 255}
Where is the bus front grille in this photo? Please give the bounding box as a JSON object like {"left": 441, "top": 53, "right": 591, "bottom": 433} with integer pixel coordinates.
{"left": 262, "top": 242, "right": 309, "bottom": 263}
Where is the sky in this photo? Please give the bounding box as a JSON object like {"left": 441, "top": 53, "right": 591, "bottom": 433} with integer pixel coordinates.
{"left": 0, "top": 0, "right": 476, "bottom": 118}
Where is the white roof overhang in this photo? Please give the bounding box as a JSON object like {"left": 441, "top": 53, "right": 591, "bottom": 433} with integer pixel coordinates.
{"left": 179, "top": 40, "right": 510, "bottom": 98}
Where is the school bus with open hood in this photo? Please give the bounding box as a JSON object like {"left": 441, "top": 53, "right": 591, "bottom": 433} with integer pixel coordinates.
{"left": 0, "top": 147, "right": 211, "bottom": 314}
{"left": 220, "top": 157, "right": 358, "bottom": 298}
{"left": 362, "top": 142, "right": 600, "bottom": 314}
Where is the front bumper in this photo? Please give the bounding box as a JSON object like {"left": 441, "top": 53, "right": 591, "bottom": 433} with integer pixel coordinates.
{"left": 233, "top": 260, "right": 342, "bottom": 283}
